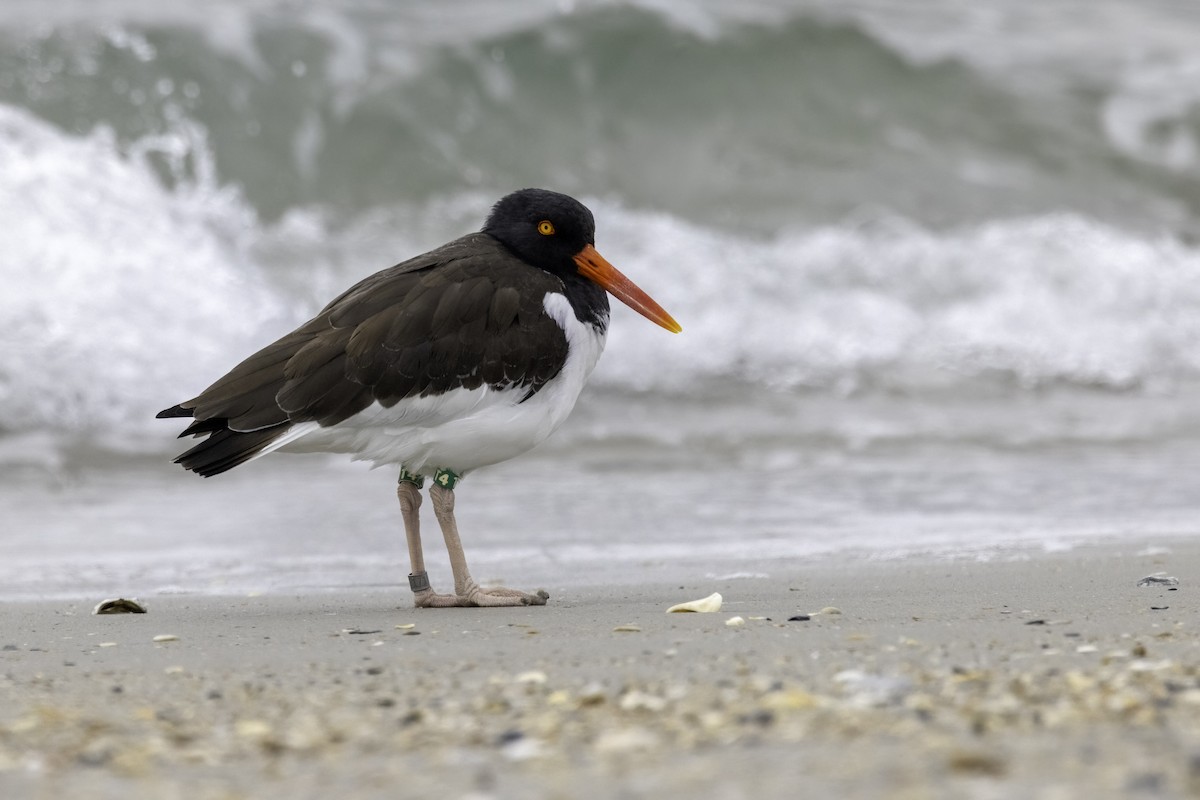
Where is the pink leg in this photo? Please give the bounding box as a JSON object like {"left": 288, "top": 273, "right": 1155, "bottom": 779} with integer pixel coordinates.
{"left": 428, "top": 483, "right": 549, "bottom": 607}
{"left": 396, "top": 480, "right": 458, "bottom": 608}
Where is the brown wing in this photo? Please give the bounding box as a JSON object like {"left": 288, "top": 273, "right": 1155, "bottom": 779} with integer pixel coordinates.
{"left": 159, "top": 233, "right": 571, "bottom": 476}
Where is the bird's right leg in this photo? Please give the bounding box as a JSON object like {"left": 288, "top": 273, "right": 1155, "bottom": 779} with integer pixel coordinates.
{"left": 397, "top": 469, "right": 459, "bottom": 608}
{"left": 429, "top": 474, "right": 548, "bottom": 607}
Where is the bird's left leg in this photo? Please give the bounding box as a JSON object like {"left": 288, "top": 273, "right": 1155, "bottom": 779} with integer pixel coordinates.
{"left": 397, "top": 469, "right": 458, "bottom": 608}
{"left": 429, "top": 471, "right": 549, "bottom": 607}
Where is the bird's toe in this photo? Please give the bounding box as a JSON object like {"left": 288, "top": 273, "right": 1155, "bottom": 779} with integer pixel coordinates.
{"left": 523, "top": 589, "right": 550, "bottom": 606}
{"left": 462, "top": 586, "right": 550, "bottom": 607}
{"left": 413, "top": 589, "right": 461, "bottom": 608}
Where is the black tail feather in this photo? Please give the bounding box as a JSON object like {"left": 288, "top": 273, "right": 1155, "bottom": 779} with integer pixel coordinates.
{"left": 172, "top": 424, "right": 290, "bottom": 477}
{"left": 178, "top": 416, "right": 232, "bottom": 438}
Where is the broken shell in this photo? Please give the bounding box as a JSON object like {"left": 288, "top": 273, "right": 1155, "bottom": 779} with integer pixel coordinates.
{"left": 152, "top": 634, "right": 179, "bottom": 643}
{"left": 619, "top": 691, "right": 668, "bottom": 712}
{"left": 93, "top": 598, "right": 147, "bottom": 615}
{"left": 725, "top": 616, "right": 746, "bottom": 627}
{"left": 235, "top": 719, "right": 273, "bottom": 739}
{"left": 395, "top": 623, "right": 416, "bottom": 630}
{"left": 817, "top": 606, "right": 842, "bottom": 616}
{"left": 666, "top": 592, "right": 723, "bottom": 613}
{"left": 612, "top": 625, "right": 642, "bottom": 633}
{"left": 594, "top": 726, "right": 660, "bottom": 754}
{"left": 1137, "top": 574, "right": 1179, "bottom": 587}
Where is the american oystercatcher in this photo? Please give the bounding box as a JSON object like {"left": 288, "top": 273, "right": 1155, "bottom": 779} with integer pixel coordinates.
{"left": 158, "top": 188, "right": 680, "bottom": 607}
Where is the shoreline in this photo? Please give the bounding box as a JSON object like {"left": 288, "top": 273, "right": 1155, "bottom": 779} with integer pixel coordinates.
{"left": 2, "top": 541, "right": 1197, "bottom": 799}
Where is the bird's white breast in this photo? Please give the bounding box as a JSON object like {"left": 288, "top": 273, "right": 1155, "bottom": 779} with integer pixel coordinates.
{"left": 269, "top": 293, "right": 607, "bottom": 475}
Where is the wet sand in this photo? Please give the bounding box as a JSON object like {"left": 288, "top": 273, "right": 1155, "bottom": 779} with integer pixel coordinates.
{"left": 1, "top": 543, "right": 1197, "bottom": 799}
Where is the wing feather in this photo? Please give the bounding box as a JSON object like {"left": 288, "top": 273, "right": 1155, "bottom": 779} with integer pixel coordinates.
{"left": 159, "top": 233, "right": 572, "bottom": 475}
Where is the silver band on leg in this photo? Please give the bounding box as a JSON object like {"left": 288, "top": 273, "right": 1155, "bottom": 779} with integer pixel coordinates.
{"left": 408, "top": 571, "right": 432, "bottom": 593}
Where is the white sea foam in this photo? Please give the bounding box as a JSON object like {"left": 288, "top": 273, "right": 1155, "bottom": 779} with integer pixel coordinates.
{"left": 4, "top": 0, "right": 1200, "bottom": 442}
{"left": 0, "top": 104, "right": 285, "bottom": 433}
{"left": 592, "top": 201, "right": 1200, "bottom": 394}
{"left": 3, "top": 107, "right": 1200, "bottom": 443}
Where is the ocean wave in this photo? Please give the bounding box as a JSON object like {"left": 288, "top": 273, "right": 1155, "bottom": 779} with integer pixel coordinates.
{"left": 594, "top": 204, "right": 1200, "bottom": 393}
{"left": 0, "top": 105, "right": 284, "bottom": 433}
{"left": 5, "top": 2, "right": 1200, "bottom": 444}
{"left": 3, "top": 102, "right": 1200, "bottom": 442}
{"left": 3, "top": 3, "right": 1197, "bottom": 233}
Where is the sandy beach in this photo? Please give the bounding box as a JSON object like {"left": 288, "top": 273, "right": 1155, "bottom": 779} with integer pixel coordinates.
{"left": 2, "top": 542, "right": 1196, "bottom": 800}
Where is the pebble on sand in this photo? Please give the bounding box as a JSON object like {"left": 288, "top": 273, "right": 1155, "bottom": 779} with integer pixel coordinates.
{"left": 1137, "top": 574, "right": 1179, "bottom": 587}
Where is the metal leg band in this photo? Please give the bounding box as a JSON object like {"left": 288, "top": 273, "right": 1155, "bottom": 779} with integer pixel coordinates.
{"left": 408, "top": 571, "right": 432, "bottom": 593}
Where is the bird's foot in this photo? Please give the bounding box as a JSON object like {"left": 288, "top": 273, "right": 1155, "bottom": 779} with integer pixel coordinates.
{"left": 458, "top": 584, "right": 550, "bottom": 607}
{"left": 409, "top": 571, "right": 461, "bottom": 608}
{"left": 408, "top": 572, "right": 548, "bottom": 608}
{"left": 413, "top": 586, "right": 549, "bottom": 608}
{"left": 412, "top": 588, "right": 468, "bottom": 608}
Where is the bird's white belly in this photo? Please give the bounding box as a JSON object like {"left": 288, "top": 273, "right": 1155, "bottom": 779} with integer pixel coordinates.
{"left": 271, "top": 293, "right": 607, "bottom": 475}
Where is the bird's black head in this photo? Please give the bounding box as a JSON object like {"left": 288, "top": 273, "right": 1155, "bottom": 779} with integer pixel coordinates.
{"left": 482, "top": 188, "right": 683, "bottom": 334}
{"left": 482, "top": 188, "right": 596, "bottom": 276}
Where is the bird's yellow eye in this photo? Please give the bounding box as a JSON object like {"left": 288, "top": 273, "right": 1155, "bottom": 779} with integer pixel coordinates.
{"left": 537, "top": 220, "right": 555, "bottom": 236}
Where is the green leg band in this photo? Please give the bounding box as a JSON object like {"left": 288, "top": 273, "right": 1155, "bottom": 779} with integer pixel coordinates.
{"left": 398, "top": 468, "right": 424, "bottom": 488}
{"left": 433, "top": 468, "right": 461, "bottom": 490}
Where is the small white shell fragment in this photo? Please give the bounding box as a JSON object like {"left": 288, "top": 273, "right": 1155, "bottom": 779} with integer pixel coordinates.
{"left": 515, "top": 670, "right": 548, "bottom": 684}
{"left": 817, "top": 606, "right": 842, "bottom": 616}
{"left": 725, "top": 616, "right": 746, "bottom": 627}
{"left": 93, "top": 598, "right": 147, "bottom": 615}
{"left": 98, "top": 642, "right": 118, "bottom": 648}
{"left": 666, "top": 592, "right": 723, "bottom": 613}
{"left": 152, "top": 634, "right": 179, "bottom": 643}
{"left": 235, "top": 720, "right": 273, "bottom": 739}
{"left": 395, "top": 623, "right": 416, "bottom": 630}
{"left": 594, "top": 726, "right": 660, "bottom": 754}
{"left": 613, "top": 624, "right": 642, "bottom": 633}
{"left": 619, "top": 691, "right": 668, "bottom": 712}
{"left": 502, "top": 737, "right": 544, "bottom": 761}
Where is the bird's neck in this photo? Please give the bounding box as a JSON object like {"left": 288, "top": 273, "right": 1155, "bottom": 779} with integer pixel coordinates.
{"left": 559, "top": 272, "right": 611, "bottom": 332}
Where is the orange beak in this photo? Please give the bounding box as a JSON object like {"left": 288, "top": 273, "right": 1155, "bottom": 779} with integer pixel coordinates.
{"left": 573, "top": 244, "right": 682, "bottom": 333}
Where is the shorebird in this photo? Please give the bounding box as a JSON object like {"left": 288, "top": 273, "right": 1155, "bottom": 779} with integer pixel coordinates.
{"left": 158, "top": 188, "right": 681, "bottom": 607}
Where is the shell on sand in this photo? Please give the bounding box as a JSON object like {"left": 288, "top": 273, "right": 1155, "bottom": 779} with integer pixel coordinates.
{"left": 666, "top": 592, "right": 723, "bottom": 613}
{"left": 93, "top": 598, "right": 147, "bottom": 615}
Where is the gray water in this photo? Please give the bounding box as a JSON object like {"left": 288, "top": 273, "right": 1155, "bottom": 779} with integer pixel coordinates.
{"left": 2, "top": 1, "right": 1199, "bottom": 599}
